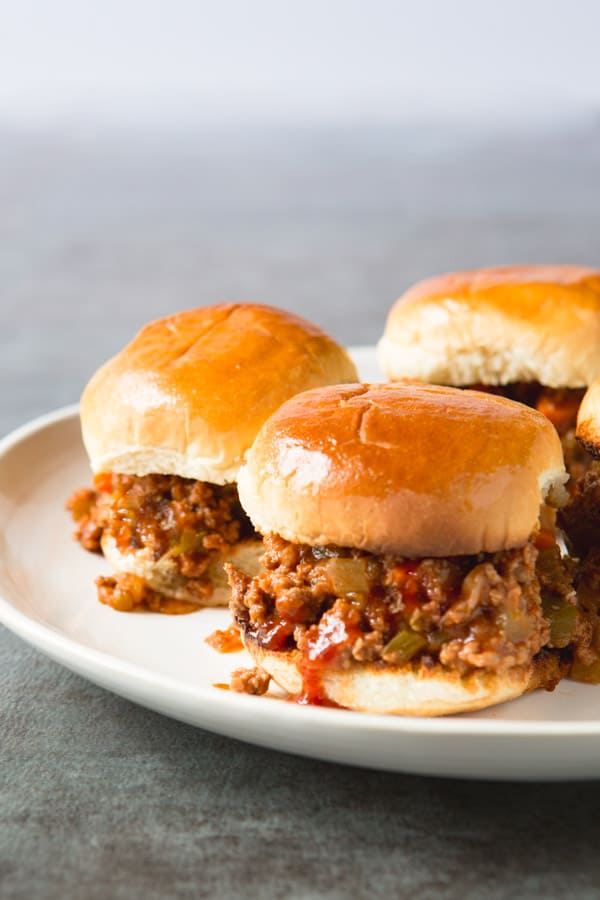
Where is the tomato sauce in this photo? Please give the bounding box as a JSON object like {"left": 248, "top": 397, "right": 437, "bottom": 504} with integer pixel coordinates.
{"left": 535, "top": 528, "right": 558, "bottom": 551}
{"left": 295, "top": 610, "right": 362, "bottom": 706}
{"left": 293, "top": 569, "right": 423, "bottom": 705}
{"left": 535, "top": 389, "right": 585, "bottom": 435}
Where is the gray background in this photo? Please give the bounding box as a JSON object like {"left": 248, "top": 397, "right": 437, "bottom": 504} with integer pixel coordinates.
{"left": 4, "top": 119, "right": 600, "bottom": 432}
{"left": 3, "top": 0, "right": 600, "bottom": 895}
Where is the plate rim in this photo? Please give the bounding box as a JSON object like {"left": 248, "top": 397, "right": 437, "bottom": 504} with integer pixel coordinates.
{"left": 2, "top": 382, "right": 600, "bottom": 741}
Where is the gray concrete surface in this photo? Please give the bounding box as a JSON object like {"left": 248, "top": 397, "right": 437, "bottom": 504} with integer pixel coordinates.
{"left": 2, "top": 122, "right": 600, "bottom": 898}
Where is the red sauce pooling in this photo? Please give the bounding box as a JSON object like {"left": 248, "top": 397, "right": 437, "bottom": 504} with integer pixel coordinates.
{"left": 535, "top": 529, "right": 557, "bottom": 551}
{"left": 255, "top": 617, "right": 296, "bottom": 651}
{"left": 295, "top": 608, "right": 362, "bottom": 706}
{"left": 289, "top": 559, "right": 425, "bottom": 707}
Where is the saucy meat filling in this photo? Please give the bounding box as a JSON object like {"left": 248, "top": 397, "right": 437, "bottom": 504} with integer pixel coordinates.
{"left": 95, "top": 571, "right": 196, "bottom": 614}
{"left": 558, "top": 464, "right": 600, "bottom": 557}
{"left": 67, "top": 473, "right": 256, "bottom": 612}
{"left": 228, "top": 533, "right": 591, "bottom": 691}
{"left": 557, "top": 463, "right": 600, "bottom": 681}
{"left": 467, "top": 383, "right": 589, "bottom": 483}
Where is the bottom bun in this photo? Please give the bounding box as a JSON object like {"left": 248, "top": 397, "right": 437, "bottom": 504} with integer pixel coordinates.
{"left": 102, "top": 535, "right": 262, "bottom": 606}
{"left": 244, "top": 635, "right": 533, "bottom": 716}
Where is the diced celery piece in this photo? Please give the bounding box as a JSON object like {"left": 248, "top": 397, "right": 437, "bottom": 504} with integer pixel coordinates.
{"left": 383, "top": 627, "right": 426, "bottom": 664}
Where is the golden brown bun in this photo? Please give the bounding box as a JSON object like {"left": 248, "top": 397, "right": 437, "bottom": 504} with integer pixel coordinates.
{"left": 243, "top": 634, "right": 531, "bottom": 716}
{"left": 576, "top": 378, "right": 600, "bottom": 457}
{"left": 238, "top": 383, "right": 567, "bottom": 556}
{"left": 102, "top": 535, "right": 262, "bottom": 606}
{"left": 378, "top": 265, "right": 600, "bottom": 388}
{"left": 81, "top": 304, "right": 358, "bottom": 483}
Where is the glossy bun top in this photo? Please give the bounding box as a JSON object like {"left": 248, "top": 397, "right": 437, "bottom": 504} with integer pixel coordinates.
{"left": 238, "top": 382, "right": 567, "bottom": 556}
{"left": 81, "top": 303, "right": 358, "bottom": 483}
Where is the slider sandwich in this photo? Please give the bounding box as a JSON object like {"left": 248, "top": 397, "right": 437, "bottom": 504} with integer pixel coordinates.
{"left": 227, "top": 383, "right": 593, "bottom": 715}
{"left": 378, "top": 266, "right": 600, "bottom": 484}
{"left": 67, "top": 304, "right": 357, "bottom": 613}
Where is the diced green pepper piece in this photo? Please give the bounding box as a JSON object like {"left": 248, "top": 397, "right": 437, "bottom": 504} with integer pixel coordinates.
{"left": 542, "top": 594, "right": 577, "bottom": 648}
{"left": 383, "top": 627, "right": 426, "bottom": 664}
{"left": 171, "top": 528, "right": 205, "bottom": 556}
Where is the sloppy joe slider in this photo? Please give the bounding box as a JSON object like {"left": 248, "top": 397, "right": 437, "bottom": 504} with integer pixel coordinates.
{"left": 227, "top": 382, "right": 593, "bottom": 715}
{"left": 378, "top": 266, "right": 600, "bottom": 483}
{"left": 67, "top": 304, "right": 358, "bottom": 613}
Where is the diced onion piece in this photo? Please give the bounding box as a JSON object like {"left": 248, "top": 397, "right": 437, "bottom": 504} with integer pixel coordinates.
{"left": 505, "top": 613, "right": 533, "bottom": 643}
{"left": 319, "top": 558, "right": 370, "bottom": 595}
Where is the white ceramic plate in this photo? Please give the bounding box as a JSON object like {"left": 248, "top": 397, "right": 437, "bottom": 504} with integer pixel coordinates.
{"left": 2, "top": 346, "right": 600, "bottom": 781}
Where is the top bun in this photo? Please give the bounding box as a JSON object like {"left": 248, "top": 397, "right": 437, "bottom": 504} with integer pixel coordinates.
{"left": 378, "top": 265, "right": 600, "bottom": 388}
{"left": 81, "top": 304, "right": 358, "bottom": 483}
{"left": 576, "top": 378, "right": 600, "bottom": 457}
{"left": 238, "top": 382, "right": 567, "bottom": 557}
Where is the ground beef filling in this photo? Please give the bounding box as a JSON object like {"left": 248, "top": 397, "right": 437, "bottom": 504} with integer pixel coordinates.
{"left": 467, "top": 382, "right": 590, "bottom": 483}
{"left": 558, "top": 463, "right": 600, "bottom": 680}
{"left": 559, "top": 464, "right": 600, "bottom": 557}
{"left": 95, "top": 572, "right": 194, "bottom": 615}
{"left": 230, "top": 666, "right": 271, "bottom": 695}
{"left": 228, "top": 534, "right": 588, "bottom": 693}
{"left": 67, "top": 473, "right": 255, "bottom": 612}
